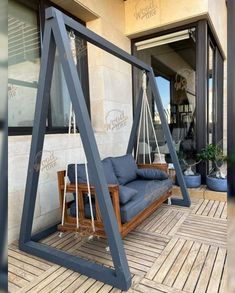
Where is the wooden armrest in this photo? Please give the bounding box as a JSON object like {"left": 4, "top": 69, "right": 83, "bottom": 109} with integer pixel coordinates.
{"left": 57, "top": 170, "right": 122, "bottom": 230}
{"left": 138, "top": 163, "right": 168, "bottom": 173}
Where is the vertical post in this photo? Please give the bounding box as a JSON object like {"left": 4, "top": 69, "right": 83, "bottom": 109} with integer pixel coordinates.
{"left": 227, "top": 0, "right": 235, "bottom": 199}
{"left": 50, "top": 8, "right": 131, "bottom": 286}
{"left": 19, "top": 22, "right": 56, "bottom": 244}
{"left": 127, "top": 87, "right": 143, "bottom": 154}
{"left": 147, "top": 69, "right": 191, "bottom": 207}
{"left": 196, "top": 20, "right": 208, "bottom": 182}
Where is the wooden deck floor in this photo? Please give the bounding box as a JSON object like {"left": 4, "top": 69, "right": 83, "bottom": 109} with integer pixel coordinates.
{"left": 8, "top": 198, "right": 227, "bottom": 293}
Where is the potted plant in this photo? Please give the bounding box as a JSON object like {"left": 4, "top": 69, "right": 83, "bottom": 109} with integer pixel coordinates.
{"left": 177, "top": 151, "right": 201, "bottom": 188}
{"left": 198, "top": 144, "right": 227, "bottom": 192}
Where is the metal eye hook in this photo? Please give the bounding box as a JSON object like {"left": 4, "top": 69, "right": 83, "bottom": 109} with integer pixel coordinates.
{"left": 69, "top": 30, "right": 75, "bottom": 40}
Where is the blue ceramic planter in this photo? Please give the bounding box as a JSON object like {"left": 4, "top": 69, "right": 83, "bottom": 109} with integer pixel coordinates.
{"left": 183, "top": 173, "right": 201, "bottom": 188}
{"left": 206, "top": 175, "right": 227, "bottom": 192}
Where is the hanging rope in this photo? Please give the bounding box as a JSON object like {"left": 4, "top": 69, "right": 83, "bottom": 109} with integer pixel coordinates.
{"left": 60, "top": 30, "right": 95, "bottom": 238}
{"left": 136, "top": 72, "right": 163, "bottom": 164}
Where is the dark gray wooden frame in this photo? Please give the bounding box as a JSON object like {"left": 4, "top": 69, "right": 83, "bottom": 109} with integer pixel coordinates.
{"left": 227, "top": 0, "right": 235, "bottom": 199}
{"left": 19, "top": 7, "right": 190, "bottom": 290}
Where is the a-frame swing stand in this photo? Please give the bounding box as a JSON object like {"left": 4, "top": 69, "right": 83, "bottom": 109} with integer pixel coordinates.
{"left": 19, "top": 7, "right": 191, "bottom": 291}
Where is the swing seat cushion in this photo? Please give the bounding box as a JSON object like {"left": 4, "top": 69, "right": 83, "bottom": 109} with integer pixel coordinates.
{"left": 68, "top": 158, "right": 118, "bottom": 185}
{"left": 120, "top": 178, "right": 172, "bottom": 223}
{"left": 110, "top": 154, "right": 138, "bottom": 185}
{"left": 136, "top": 168, "right": 168, "bottom": 180}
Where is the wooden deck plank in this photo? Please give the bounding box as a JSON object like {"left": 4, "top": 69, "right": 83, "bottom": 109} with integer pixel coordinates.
{"left": 194, "top": 246, "right": 218, "bottom": 293}
{"left": 140, "top": 278, "right": 184, "bottom": 293}
{"left": 195, "top": 199, "right": 209, "bottom": 215}
{"left": 153, "top": 238, "right": 186, "bottom": 283}
{"left": 8, "top": 199, "right": 227, "bottom": 293}
{"left": 8, "top": 281, "right": 21, "bottom": 293}
{"left": 8, "top": 263, "right": 36, "bottom": 282}
{"left": 8, "top": 271, "right": 29, "bottom": 288}
{"left": 208, "top": 200, "right": 220, "bottom": 217}
{"left": 146, "top": 237, "right": 178, "bottom": 280}
{"left": 202, "top": 200, "right": 214, "bottom": 216}
{"left": 207, "top": 248, "right": 227, "bottom": 293}
{"left": 18, "top": 265, "right": 60, "bottom": 292}
{"left": 214, "top": 202, "right": 226, "bottom": 218}
{"left": 8, "top": 249, "right": 51, "bottom": 271}
{"left": 62, "top": 275, "right": 88, "bottom": 293}
{"left": 97, "top": 284, "right": 113, "bottom": 293}
{"left": 173, "top": 242, "right": 203, "bottom": 291}
{"left": 50, "top": 272, "right": 81, "bottom": 293}
{"left": 8, "top": 256, "right": 45, "bottom": 276}
{"left": 219, "top": 257, "right": 227, "bottom": 293}
{"left": 163, "top": 240, "right": 194, "bottom": 287}
{"left": 183, "top": 243, "right": 209, "bottom": 292}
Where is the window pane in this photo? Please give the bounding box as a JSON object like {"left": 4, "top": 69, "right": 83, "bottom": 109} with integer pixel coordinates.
{"left": 50, "top": 33, "right": 88, "bottom": 127}
{"left": 208, "top": 44, "right": 215, "bottom": 145}
{"left": 8, "top": 0, "right": 40, "bottom": 127}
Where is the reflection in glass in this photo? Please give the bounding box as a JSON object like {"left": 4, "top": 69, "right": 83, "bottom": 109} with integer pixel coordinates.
{"left": 8, "top": 0, "right": 40, "bottom": 127}
{"left": 208, "top": 44, "right": 215, "bottom": 145}
{"left": 135, "top": 28, "right": 196, "bottom": 163}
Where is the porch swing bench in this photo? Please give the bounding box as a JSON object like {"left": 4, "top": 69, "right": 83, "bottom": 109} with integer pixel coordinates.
{"left": 57, "top": 154, "right": 172, "bottom": 238}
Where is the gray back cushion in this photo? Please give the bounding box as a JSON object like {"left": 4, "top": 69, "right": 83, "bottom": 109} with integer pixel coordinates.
{"left": 111, "top": 154, "right": 137, "bottom": 185}
{"left": 68, "top": 158, "right": 118, "bottom": 185}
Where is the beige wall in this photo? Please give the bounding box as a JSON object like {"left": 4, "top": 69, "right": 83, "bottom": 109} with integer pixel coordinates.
{"left": 125, "top": 0, "right": 208, "bottom": 38}
{"left": 8, "top": 0, "right": 132, "bottom": 243}
{"left": 9, "top": 0, "right": 227, "bottom": 243}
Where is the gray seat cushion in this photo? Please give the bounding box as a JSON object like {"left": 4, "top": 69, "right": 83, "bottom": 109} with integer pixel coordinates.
{"left": 111, "top": 154, "right": 138, "bottom": 185}
{"left": 125, "top": 178, "right": 172, "bottom": 204}
{"left": 70, "top": 178, "right": 172, "bottom": 223}
{"left": 119, "top": 185, "right": 138, "bottom": 204}
{"left": 68, "top": 157, "right": 118, "bottom": 185}
{"left": 120, "top": 196, "right": 149, "bottom": 223}
{"left": 136, "top": 168, "right": 168, "bottom": 180}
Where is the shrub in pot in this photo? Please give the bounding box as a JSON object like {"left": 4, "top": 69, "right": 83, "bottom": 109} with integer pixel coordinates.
{"left": 177, "top": 152, "right": 201, "bottom": 188}
{"left": 198, "top": 144, "right": 227, "bottom": 192}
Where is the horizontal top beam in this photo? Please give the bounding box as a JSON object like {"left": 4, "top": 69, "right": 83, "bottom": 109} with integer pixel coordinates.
{"left": 46, "top": 7, "right": 152, "bottom": 71}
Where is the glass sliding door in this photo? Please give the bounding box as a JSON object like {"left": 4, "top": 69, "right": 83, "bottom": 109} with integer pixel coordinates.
{"left": 133, "top": 27, "right": 197, "bottom": 163}
{"left": 208, "top": 42, "right": 215, "bottom": 146}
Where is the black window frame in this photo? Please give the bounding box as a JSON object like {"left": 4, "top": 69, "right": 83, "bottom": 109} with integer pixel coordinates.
{"left": 8, "top": 0, "right": 90, "bottom": 136}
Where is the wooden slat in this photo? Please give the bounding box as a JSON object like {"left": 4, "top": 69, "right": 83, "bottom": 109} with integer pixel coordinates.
{"left": 62, "top": 275, "right": 88, "bottom": 293}
{"left": 194, "top": 246, "right": 218, "bottom": 293}
{"left": 139, "top": 278, "right": 183, "bottom": 293}
{"left": 146, "top": 237, "right": 178, "bottom": 280}
{"left": 8, "top": 198, "right": 227, "bottom": 293}
{"left": 214, "top": 202, "right": 226, "bottom": 218}
{"left": 219, "top": 257, "right": 227, "bottom": 293}
{"left": 174, "top": 242, "right": 203, "bottom": 290}
{"left": 8, "top": 249, "right": 51, "bottom": 271}
{"left": 207, "top": 248, "right": 227, "bottom": 293}
{"left": 183, "top": 243, "right": 210, "bottom": 292}
{"left": 50, "top": 272, "right": 81, "bottom": 293}
{"left": 153, "top": 238, "right": 186, "bottom": 283}
{"left": 208, "top": 200, "right": 220, "bottom": 217}
{"left": 163, "top": 240, "right": 194, "bottom": 287}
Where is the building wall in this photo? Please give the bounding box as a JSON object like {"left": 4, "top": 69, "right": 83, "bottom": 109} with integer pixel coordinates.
{"left": 8, "top": 0, "right": 227, "bottom": 243}
{"left": 124, "top": 0, "right": 208, "bottom": 38}
{"left": 125, "top": 0, "right": 227, "bottom": 150}
{"left": 8, "top": 0, "right": 132, "bottom": 243}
